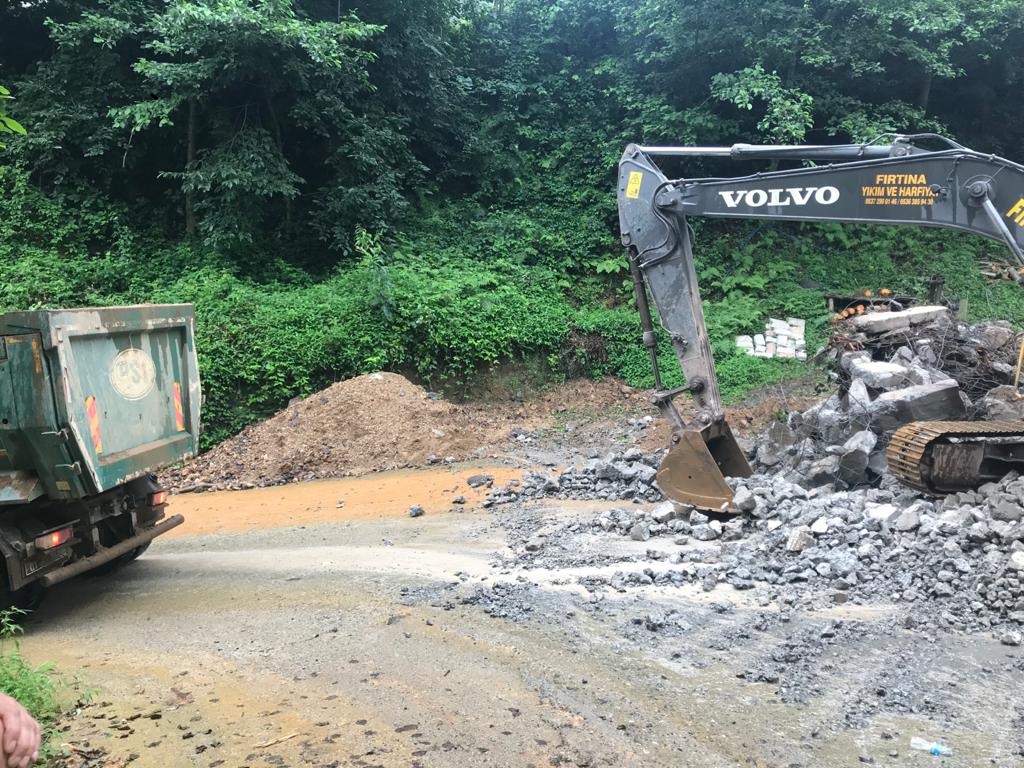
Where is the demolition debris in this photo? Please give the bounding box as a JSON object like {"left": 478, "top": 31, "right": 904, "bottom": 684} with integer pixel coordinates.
{"left": 481, "top": 306, "right": 1024, "bottom": 631}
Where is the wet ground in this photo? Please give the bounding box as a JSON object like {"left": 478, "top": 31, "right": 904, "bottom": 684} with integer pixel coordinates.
{"left": 23, "top": 464, "right": 1024, "bottom": 767}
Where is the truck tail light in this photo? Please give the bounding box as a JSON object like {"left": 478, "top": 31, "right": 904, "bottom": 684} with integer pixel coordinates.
{"left": 35, "top": 527, "right": 73, "bottom": 551}
{"left": 147, "top": 490, "right": 169, "bottom": 507}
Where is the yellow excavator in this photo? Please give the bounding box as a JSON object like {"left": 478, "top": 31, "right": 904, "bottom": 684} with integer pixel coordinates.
{"left": 617, "top": 134, "right": 1024, "bottom": 512}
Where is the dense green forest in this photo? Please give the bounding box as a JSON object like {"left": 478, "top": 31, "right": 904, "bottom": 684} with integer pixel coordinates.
{"left": 3, "top": 0, "right": 1024, "bottom": 444}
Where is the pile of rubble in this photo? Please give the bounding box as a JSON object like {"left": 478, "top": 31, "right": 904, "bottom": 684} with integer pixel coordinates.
{"left": 510, "top": 469, "right": 1024, "bottom": 634}
{"left": 761, "top": 308, "right": 1023, "bottom": 486}
{"left": 486, "top": 306, "right": 1024, "bottom": 633}
{"left": 484, "top": 448, "right": 667, "bottom": 506}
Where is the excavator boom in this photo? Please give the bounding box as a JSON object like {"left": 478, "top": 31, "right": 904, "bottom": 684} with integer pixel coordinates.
{"left": 617, "top": 135, "right": 1024, "bottom": 512}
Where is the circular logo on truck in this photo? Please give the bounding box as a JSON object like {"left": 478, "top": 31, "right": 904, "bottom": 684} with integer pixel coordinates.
{"left": 109, "top": 348, "right": 156, "bottom": 400}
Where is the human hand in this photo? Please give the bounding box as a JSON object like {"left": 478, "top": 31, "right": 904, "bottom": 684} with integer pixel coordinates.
{"left": 0, "top": 693, "right": 40, "bottom": 767}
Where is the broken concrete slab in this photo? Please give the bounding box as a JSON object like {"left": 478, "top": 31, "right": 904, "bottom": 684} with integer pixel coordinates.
{"left": 968, "top": 320, "right": 1015, "bottom": 351}
{"left": 850, "top": 305, "right": 949, "bottom": 334}
{"left": 849, "top": 359, "right": 912, "bottom": 390}
{"left": 992, "top": 499, "right": 1024, "bottom": 523}
{"left": 868, "top": 381, "right": 966, "bottom": 432}
{"left": 840, "top": 350, "right": 871, "bottom": 372}
{"left": 978, "top": 385, "right": 1024, "bottom": 421}
{"left": 691, "top": 523, "right": 720, "bottom": 541}
{"left": 804, "top": 455, "right": 841, "bottom": 488}
{"left": 756, "top": 420, "right": 797, "bottom": 467}
{"left": 837, "top": 429, "right": 878, "bottom": 485}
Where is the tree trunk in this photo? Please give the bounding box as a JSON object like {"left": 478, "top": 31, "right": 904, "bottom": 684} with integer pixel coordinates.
{"left": 185, "top": 96, "right": 197, "bottom": 238}
{"left": 264, "top": 90, "right": 291, "bottom": 224}
{"left": 917, "top": 71, "right": 933, "bottom": 113}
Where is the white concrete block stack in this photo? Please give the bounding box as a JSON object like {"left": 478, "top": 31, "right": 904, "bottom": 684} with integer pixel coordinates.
{"left": 736, "top": 317, "right": 807, "bottom": 360}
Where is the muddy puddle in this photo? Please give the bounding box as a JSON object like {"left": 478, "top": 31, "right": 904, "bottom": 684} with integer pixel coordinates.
{"left": 164, "top": 464, "right": 527, "bottom": 539}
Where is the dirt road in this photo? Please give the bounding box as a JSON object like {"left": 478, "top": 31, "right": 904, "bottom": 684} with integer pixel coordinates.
{"left": 24, "top": 464, "right": 1024, "bottom": 767}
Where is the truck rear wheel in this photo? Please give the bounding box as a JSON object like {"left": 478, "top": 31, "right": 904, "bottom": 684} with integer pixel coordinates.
{"left": 0, "top": 578, "right": 43, "bottom": 613}
{"left": 91, "top": 541, "right": 151, "bottom": 577}
{"left": 126, "top": 542, "right": 151, "bottom": 561}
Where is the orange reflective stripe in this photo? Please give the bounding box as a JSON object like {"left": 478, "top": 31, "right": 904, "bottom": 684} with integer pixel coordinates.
{"left": 173, "top": 382, "right": 185, "bottom": 432}
{"left": 84, "top": 395, "right": 103, "bottom": 454}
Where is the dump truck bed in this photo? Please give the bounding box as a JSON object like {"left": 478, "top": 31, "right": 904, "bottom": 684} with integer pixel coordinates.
{"left": 0, "top": 305, "right": 201, "bottom": 502}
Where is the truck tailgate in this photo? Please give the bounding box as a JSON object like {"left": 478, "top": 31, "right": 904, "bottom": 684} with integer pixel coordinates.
{"left": 0, "top": 305, "right": 201, "bottom": 496}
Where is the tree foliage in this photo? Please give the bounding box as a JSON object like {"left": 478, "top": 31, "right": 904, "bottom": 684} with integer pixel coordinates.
{"left": 0, "top": 85, "right": 26, "bottom": 148}
{"left": 2, "top": 1, "right": 1024, "bottom": 441}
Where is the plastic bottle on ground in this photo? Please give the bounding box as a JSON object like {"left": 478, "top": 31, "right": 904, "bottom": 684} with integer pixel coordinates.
{"left": 910, "top": 736, "right": 952, "bottom": 756}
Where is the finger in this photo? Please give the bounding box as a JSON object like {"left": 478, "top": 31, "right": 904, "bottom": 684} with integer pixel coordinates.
{"left": 2, "top": 710, "right": 17, "bottom": 754}
{"left": 4, "top": 710, "right": 21, "bottom": 755}
{"left": 13, "top": 720, "right": 32, "bottom": 763}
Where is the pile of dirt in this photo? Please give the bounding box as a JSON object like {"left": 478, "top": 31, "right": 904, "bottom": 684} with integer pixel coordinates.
{"left": 168, "top": 373, "right": 661, "bottom": 492}
{"left": 169, "top": 373, "right": 512, "bottom": 490}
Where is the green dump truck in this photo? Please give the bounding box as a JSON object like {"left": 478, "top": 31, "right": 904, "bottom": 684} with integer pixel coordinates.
{"left": 0, "top": 304, "right": 200, "bottom": 603}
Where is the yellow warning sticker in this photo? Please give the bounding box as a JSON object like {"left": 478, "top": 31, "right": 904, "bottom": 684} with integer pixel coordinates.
{"left": 626, "top": 171, "right": 643, "bottom": 199}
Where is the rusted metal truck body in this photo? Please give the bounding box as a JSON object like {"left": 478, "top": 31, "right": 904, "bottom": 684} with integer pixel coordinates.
{"left": 0, "top": 304, "right": 200, "bottom": 600}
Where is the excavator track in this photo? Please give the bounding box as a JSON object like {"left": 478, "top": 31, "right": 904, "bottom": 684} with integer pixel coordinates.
{"left": 887, "top": 421, "right": 1024, "bottom": 494}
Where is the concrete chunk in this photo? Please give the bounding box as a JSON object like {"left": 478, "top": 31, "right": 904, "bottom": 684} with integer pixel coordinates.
{"left": 630, "top": 522, "right": 651, "bottom": 541}
{"left": 866, "top": 503, "right": 900, "bottom": 523}
{"left": 868, "top": 381, "right": 966, "bottom": 431}
{"left": 786, "top": 527, "right": 816, "bottom": 553}
{"left": 733, "top": 486, "right": 757, "bottom": 513}
{"left": 850, "top": 360, "right": 911, "bottom": 390}
{"left": 895, "top": 505, "right": 922, "bottom": 531}
{"left": 992, "top": 499, "right": 1024, "bottom": 523}
{"left": 650, "top": 501, "right": 676, "bottom": 524}
{"left": 978, "top": 386, "right": 1024, "bottom": 421}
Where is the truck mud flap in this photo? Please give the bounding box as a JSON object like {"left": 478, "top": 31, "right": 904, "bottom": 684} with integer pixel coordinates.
{"left": 39, "top": 514, "right": 184, "bottom": 588}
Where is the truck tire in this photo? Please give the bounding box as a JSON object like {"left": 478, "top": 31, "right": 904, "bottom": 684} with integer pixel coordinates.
{"left": 91, "top": 541, "right": 152, "bottom": 577}
{"left": 0, "top": 579, "right": 43, "bottom": 612}
{"left": 126, "top": 542, "right": 151, "bottom": 561}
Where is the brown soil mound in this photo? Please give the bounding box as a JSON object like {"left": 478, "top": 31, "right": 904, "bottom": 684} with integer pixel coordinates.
{"left": 171, "top": 372, "right": 531, "bottom": 490}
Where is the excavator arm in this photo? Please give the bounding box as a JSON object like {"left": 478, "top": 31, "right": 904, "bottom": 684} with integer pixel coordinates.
{"left": 617, "top": 136, "right": 1024, "bottom": 511}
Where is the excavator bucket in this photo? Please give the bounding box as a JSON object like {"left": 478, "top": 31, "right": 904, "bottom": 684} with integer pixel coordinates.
{"left": 656, "top": 421, "right": 752, "bottom": 513}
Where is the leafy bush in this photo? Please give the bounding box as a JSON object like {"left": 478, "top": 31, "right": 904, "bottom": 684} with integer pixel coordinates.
{"left": 149, "top": 242, "right": 573, "bottom": 445}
